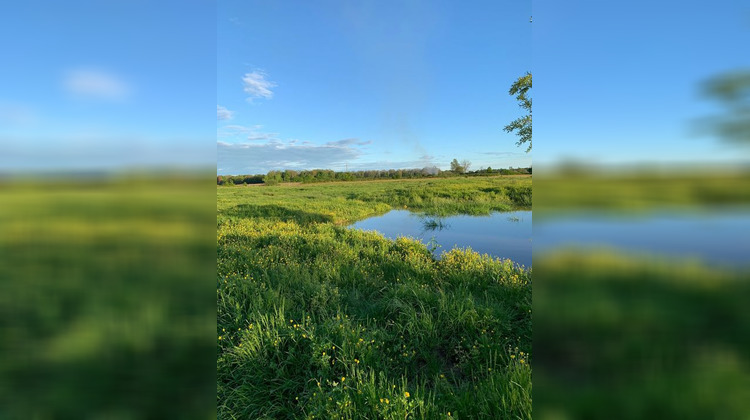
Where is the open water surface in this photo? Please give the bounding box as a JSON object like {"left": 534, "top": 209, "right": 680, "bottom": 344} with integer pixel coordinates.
{"left": 534, "top": 209, "right": 750, "bottom": 268}
{"left": 349, "top": 210, "right": 532, "bottom": 267}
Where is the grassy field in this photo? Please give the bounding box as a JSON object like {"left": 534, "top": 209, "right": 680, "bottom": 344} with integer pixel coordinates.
{"left": 0, "top": 175, "right": 216, "bottom": 419}
{"left": 534, "top": 170, "right": 750, "bottom": 217}
{"left": 217, "top": 176, "right": 532, "bottom": 419}
{"left": 533, "top": 251, "right": 750, "bottom": 419}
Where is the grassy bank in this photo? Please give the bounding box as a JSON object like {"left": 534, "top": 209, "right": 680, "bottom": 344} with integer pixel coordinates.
{"left": 217, "top": 176, "right": 532, "bottom": 419}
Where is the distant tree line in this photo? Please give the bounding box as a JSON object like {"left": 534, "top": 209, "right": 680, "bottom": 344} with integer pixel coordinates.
{"left": 217, "top": 165, "right": 530, "bottom": 185}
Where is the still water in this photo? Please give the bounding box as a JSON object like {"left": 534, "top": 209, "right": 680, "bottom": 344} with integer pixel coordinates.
{"left": 534, "top": 209, "right": 750, "bottom": 268}
{"left": 349, "top": 210, "right": 532, "bottom": 267}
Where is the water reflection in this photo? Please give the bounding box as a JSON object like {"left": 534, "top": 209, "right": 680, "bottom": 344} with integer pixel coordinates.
{"left": 420, "top": 217, "right": 449, "bottom": 232}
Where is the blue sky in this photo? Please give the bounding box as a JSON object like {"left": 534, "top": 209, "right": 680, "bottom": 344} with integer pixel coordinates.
{"left": 0, "top": 1, "right": 215, "bottom": 171}
{"left": 4, "top": 1, "right": 745, "bottom": 174}
{"left": 217, "top": 0, "right": 532, "bottom": 175}
{"left": 534, "top": 0, "right": 750, "bottom": 168}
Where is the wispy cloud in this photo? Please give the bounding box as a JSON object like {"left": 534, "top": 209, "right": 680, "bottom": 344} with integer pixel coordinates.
{"left": 217, "top": 137, "right": 368, "bottom": 174}
{"left": 242, "top": 71, "right": 276, "bottom": 101}
{"left": 217, "top": 105, "right": 234, "bottom": 120}
{"left": 222, "top": 124, "right": 263, "bottom": 133}
{"left": 218, "top": 124, "right": 279, "bottom": 141}
{"left": 327, "top": 138, "right": 372, "bottom": 147}
{"left": 63, "top": 68, "right": 131, "bottom": 101}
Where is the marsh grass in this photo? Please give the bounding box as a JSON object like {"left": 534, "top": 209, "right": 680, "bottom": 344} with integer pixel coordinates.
{"left": 217, "top": 176, "right": 532, "bottom": 419}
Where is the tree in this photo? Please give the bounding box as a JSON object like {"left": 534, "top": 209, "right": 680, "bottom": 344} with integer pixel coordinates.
{"left": 450, "top": 159, "right": 465, "bottom": 174}
{"left": 263, "top": 170, "right": 282, "bottom": 186}
{"left": 699, "top": 69, "right": 750, "bottom": 144}
{"left": 504, "top": 72, "right": 532, "bottom": 152}
{"left": 460, "top": 159, "right": 471, "bottom": 173}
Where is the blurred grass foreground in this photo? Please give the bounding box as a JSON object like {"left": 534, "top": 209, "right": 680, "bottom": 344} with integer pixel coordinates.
{"left": 0, "top": 171, "right": 216, "bottom": 419}
{"left": 533, "top": 166, "right": 750, "bottom": 419}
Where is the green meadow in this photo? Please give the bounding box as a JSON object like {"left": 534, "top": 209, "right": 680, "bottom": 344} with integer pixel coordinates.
{"left": 534, "top": 251, "right": 750, "bottom": 420}
{"left": 217, "top": 176, "right": 532, "bottom": 419}
{"left": 534, "top": 170, "right": 750, "bottom": 216}
{"left": 0, "top": 175, "right": 216, "bottom": 419}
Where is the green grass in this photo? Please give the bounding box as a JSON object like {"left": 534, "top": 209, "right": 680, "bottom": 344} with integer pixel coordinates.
{"left": 217, "top": 176, "right": 532, "bottom": 419}
{"left": 534, "top": 170, "right": 750, "bottom": 217}
{"left": 0, "top": 175, "right": 216, "bottom": 419}
{"left": 533, "top": 251, "right": 750, "bottom": 420}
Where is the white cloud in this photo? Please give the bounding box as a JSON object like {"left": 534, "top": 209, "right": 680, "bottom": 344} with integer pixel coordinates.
{"left": 217, "top": 105, "right": 234, "bottom": 120}
{"left": 242, "top": 71, "right": 276, "bottom": 100}
{"left": 64, "top": 68, "right": 131, "bottom": 101}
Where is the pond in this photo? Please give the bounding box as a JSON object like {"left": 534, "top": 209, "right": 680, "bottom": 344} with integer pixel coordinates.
{"left": 534, "top": 208, "right": 750, "bottom": 268}
{"left": 349, "top": 210, "right": 532, "bottom": 267}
